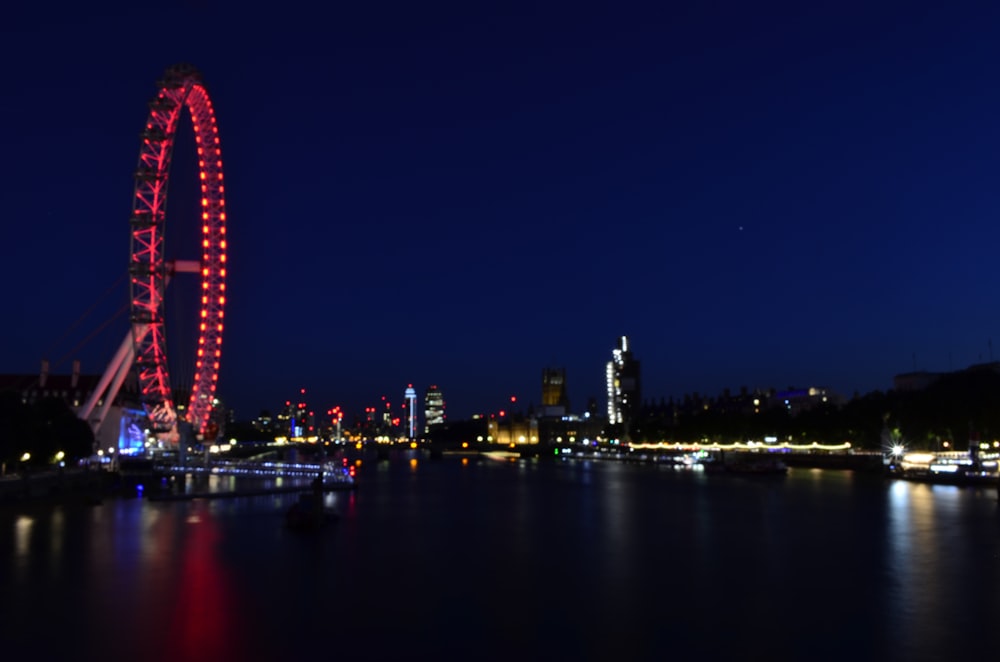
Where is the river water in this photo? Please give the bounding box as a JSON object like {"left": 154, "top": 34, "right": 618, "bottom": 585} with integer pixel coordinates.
{"left": 2, "top": 454, "right": 999, "bottom": 661}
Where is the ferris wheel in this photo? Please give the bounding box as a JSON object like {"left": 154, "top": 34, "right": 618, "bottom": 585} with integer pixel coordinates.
{"left": 79, "top": 64, "right": 227, "bottom": 440}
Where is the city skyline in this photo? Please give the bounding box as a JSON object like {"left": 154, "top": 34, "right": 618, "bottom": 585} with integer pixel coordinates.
{"left": 4, "top": 2, "right": 1000, "bottom": 421}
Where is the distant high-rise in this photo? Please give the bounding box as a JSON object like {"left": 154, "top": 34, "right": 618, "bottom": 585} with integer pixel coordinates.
{"left": 424, "top": 385, "right": 445, "bottom": 433}
{"left": 541, "top": 368, "right": 569, "bottom": 417}
{"left": 606, "top": 335, "right": 641, "bottom": 429}
{"left": 405, "top": 385, "right": 418, "bottom": 439}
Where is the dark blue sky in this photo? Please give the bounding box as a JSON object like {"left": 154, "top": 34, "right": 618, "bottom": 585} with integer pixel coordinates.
{"left": 3, "top": 1, "right": 1000, "bottom": 421}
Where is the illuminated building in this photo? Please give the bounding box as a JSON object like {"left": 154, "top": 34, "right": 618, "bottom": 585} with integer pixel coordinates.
{"left": 606, "top": 335, "right": 641, "bottom": 430}
{"left": 0, "top": 360, "right": 142, "bottom": 453}
{"left": 770, "top": 387, "right": 840, "bottom": 416}
{"left": 487, "top": 417, "right": 539, "bottom": 445}
{"left": 380, "top": 396, "right": 393, "bottom": 435}
{"left": 424, "top": 385, "right": 445, "bottom": 433}
{"left": 281, "top": 389, "right": 313, "bottom": 439}
{"left": 253, "top": 410, "right": 273, "bottom": 434}
{"left": 405, "top": 385, "right": 417, "bottom": 439}
{"left": 541, "top": 368, "right": 569, "bottom": 418}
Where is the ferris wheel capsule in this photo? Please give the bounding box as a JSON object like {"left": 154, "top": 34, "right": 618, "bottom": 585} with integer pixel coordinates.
{"left": 128, "top": 65, "right": 228, "bottom": 438}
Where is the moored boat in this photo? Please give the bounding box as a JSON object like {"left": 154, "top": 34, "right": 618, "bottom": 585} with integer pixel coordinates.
{"left": 285, "top": 492, "right": 338, "bottom": 530}
{"left": 703, "top": 451, "right": 788, "bottom": 475}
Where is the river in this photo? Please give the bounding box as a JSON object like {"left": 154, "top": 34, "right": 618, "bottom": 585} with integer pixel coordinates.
{"left": 2, "top": 454, "right": 998, "bottom": 661}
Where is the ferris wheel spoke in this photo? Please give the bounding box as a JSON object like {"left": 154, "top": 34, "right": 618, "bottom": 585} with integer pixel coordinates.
{"left": 128, "top": 64, "right": 227, "bottom": 440}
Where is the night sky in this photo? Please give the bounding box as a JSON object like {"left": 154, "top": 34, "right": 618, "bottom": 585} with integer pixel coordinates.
{"left": 3, "top": 1, "right": 1000, "bottom": 421}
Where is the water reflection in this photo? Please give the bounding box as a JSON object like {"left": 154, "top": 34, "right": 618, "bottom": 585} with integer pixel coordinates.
{"left": 884, "top": 479, "right": 971, "bottom": 658}
{"left": 165, "top": 503, "right": 243, "bottom": 659}
{"left": 3, "top": 464, "right": 998, "bottom": 660}
{"left": 95, "top": 501, "right": 250, "bottom": 659}
{"left": 14, "top": 515, "right": 32, "bottom": 558}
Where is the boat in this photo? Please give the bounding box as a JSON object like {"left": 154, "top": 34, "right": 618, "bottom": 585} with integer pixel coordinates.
{"left": 702, "top": 451, "right": 788, "bottom": 475}
{"left": 285, "top": 475, "right": 339, "bottom": 531}
{"left": 285, "top": 492, "right": 338, "bottom": 531}
{"left": 886, "top": 450, "right": 999, "bottom": 487}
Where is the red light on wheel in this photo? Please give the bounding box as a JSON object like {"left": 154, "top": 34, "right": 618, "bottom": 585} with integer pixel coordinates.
{"left": 127, "top": 68, "right": 229, "bottom": 437}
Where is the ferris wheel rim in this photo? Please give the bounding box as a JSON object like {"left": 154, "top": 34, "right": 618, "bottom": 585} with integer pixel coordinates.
{"left": 127, "top": 64, "right": 227, "bottom": 435}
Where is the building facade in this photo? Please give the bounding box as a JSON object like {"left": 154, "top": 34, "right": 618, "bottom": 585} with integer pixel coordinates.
{"left": 0, "top": 360, "right": 141, "bottom": 452}
{"left": 606, "top": 335, "right": 641, "bottom": 429}
{"left": 424, "top": 385, "right": 445, "bottom": 433}
{"left": 487, "top": 417, "right": 539, "bottom": 445}
{"left": 541, "top": 368, "right": 569, "bottom": 418}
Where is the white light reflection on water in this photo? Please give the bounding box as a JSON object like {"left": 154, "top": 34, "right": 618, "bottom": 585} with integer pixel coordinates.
{"left": 884, "top": 479, "right": 989, "bottom": 658}
{"left": 3, "top": 462, "right": 998, "bottom": 660}
{"left": 13, "top": 514, "right": 32, "bottom": 561}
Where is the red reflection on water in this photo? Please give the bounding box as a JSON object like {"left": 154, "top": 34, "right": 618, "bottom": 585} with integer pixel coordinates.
{"left": 345, "top": 490, "right": 358, "bottom": 517}
{"left": 163, "top": 504, "right": 248, "bottom": 660}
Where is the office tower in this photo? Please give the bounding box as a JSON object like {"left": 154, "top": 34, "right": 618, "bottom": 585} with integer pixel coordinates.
{"left": 606, "top": 335, "right": 641, "bottom": 428}
{"left": 405, "top": 385, "right": 418, "bottom": 439}
{"left": 424, "top": 385, "right": 445, "bottom": 433}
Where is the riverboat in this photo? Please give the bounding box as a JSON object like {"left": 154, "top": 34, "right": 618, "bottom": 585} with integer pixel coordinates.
{"left": 285, "top": 492, "right": 338, "bottom": 531}
{"left": 703, "top": 451, "right": 788, "bottom": 475}
{"left": 285, "top": 473, "right": 339, "bottom": 531}
{"left": 887, "top": 450, "right": 999, "bottom": 487}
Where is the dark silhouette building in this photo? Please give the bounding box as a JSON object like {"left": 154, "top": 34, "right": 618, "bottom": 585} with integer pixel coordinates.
{"left": 606, "top": 335, "right": 640, "bottom": 436}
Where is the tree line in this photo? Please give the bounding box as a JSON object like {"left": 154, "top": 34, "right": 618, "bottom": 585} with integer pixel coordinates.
{"left": 0, "top": 392, "right": 94, "bottom": 469}
{"left": 629, "top": 369, "right": 1000, "bottom": 450}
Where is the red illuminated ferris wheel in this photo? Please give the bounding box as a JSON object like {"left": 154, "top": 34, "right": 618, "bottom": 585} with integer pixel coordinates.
{"left": 80, "top": 64, "right": 227, "bottom": 438}
{"left": 130, "top": 63, "right": 227, "bottom": 433}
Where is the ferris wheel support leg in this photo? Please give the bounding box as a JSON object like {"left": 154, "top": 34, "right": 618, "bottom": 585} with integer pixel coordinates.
{"left": 93, "top": 343, "right": 137, "bottom": 441}
{"left": 78, "top": 330, "right": 135, "bottom": 430}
